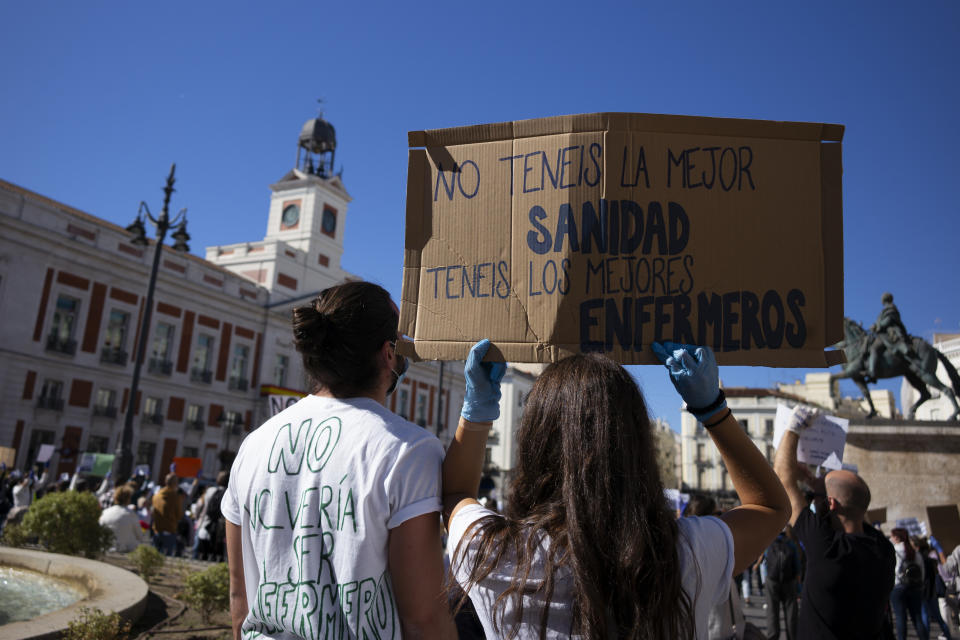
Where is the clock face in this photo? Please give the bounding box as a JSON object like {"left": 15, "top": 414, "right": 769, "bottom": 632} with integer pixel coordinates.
{"left": 281, "top": 204, "right": 300, "bottom": 228}
{"left": 322, "top": 208, "right": 336, "bottom": 234}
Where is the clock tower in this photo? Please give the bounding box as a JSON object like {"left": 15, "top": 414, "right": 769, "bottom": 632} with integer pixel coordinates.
{"left": 207, "top": 114, "right": 354, "bottom": 300}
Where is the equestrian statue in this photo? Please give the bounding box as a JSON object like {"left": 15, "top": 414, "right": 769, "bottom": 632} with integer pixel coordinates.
{"left": 830, "top": 292, "right": 960, "bottom": 420}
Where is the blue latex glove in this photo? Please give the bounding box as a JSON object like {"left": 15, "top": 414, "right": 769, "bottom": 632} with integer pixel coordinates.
{"left": 651, "top": 341, "right": 726, "bottom": 421}
{"left": 930, "top": 535, "right": 944, "bottom": 554}
{"left": 461, "top": 339, "right": 506, "bottom": 423}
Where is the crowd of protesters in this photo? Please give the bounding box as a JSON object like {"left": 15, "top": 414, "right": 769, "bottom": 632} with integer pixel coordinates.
{"left": 4, "top": 281, "right": 960, "bottom": 640}
{"left": 0, "top": 460, "right": 229, "bottom": 561}
{"left": 677, "top": 494, "right": 960, "bottom": 640}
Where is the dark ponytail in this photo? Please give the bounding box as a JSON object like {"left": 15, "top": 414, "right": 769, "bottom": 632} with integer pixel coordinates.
{"left": 292, "top": 281, "right": 398, "bottom": 397}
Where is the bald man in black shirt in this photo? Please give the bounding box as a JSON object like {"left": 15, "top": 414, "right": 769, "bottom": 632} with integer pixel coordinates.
{"left": 773, "top": 406, "right": 895, "bottom": 640}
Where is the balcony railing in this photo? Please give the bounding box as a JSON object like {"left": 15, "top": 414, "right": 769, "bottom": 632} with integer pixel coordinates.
{"left": 36, "top": 396, "right": 64, "bottom": 411}
{"left": 187, "top": 419, "right": 205, "bottom": 431}
{"left": 93, "top": 405, "right": 118, "bottom": 418}
{"left": 100, "top": 347, "right": 128, "bottom": 365}
{"left": 228, "top": 377, "right": 249, "bottom": 392}
{"left": 46, "top": 335, "right": 77, "bottom": 355}
{"left": 144, "top": 413, "right": 164, "bottom": 425}
{"left": 190, "top": 368, "right": 212, "bottom": 384}
{"left": 230, "top": 424, "right": 244, "bottom": 435}
{"left": 148, "top": 358, "right": 173, "bottom": 376}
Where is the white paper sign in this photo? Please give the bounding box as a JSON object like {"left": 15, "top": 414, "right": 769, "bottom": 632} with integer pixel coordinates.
{"left": 664, "top": 489, "right": 681, "bottom": 511}
{"left": 269, "top": 394, "right": 299, "bottom": 417}
{"left": 77, "top": 453, "right": 96, "bottom": 473}
{"left": 36, "top": 444, "right": 56, "bottom": 463}
{"left": 773, "top": 404, "right": 849, "bottom": 467}
{"left": 134, "top": 464, "right": 151, "bottom": 477}
{"left": 896, "top": 517, "right": 927, "bottom": 537}
{"left": 821, "top": 451, "right": 843, "bottom": 471}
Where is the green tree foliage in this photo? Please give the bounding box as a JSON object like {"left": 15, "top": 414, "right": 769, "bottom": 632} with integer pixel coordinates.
{"left": 180, "top": 562, "right": 230, "bottom": 623}
{"left": 0, "top": 522, "right": 28, "bottom": 547}
{"left": 16, "top": 491, "right": 113, "bottom": 558}
{"left": 62, "top": 607, "right": 131, "bottom": 640}
{"left": 127, "top": 544, "right": 165, "bottom": 584}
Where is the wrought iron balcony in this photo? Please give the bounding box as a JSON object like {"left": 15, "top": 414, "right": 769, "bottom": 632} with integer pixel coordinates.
{"left": 46, "top": 335, "right": 77, "bottom": 355}
{"left": 148, "top": 358, "right": 173, "bottom": 376}
{"left": 190, "top": 368, "right": 212, "bottom": 384}
{"left": 228, "top": 377, "right": 249, "bottom": 392}
{"left": 100, "top": 347, "right": 128, "bottom": 365}
{"left": 187, "top": 419, "right": 205, "bottom": 431}
{"left": 36, "top": 396, "right": 64, "bottom": 411}
{"left": 144, "top": 413, "right": 164, "bottom": 426}
{"left": 93, "top": 405, "right": 118, "bottom": 418}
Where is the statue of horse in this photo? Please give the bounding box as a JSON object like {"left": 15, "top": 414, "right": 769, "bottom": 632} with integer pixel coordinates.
{"left": 830, "top": 317, "right": 960, "bottom": 420}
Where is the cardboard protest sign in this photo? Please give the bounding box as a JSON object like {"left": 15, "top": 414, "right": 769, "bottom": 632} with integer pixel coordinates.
{"left": 866, "top": 507, "right": 887, "bottom": 526}
{"left": 0, "top": 446, "right": 15, "bottom": 468}
{"left": 401, "top": 113, "right": 844, "bottom": 365}
{"left": 927, "top": 505, "right": 960, "bottom": 555}
{"left": 172, "top": 457, "right": 202, "bottom": 478}
{"left": 772, "top": 404, "right": 849, "bottom": 467}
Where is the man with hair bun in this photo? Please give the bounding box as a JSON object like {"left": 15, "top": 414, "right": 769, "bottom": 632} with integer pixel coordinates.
{"left": 774, "top": 405, "right": 895, "bottom": 640}
{"left": 222, "top": 281, "right": 454, "bottom": 640}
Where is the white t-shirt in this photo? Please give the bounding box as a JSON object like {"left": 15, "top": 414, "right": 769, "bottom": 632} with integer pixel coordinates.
{"left": 893, "top": 541, "right": 924, "bottom": 587}
{"left": 195, "top": 485, "right": 221, "bottom": 541}
{"left": 99, "top": 505, "right": 146, "bottom": 552}
{"left": 447, "top": 503, "right": 734, "bottom": 639}
{"left": 222, "top": 395, "right": 443, "bottom": 640}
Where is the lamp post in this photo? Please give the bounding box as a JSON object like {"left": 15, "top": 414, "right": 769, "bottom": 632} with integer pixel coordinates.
{"left": 112, "top": 164, "right": 190, "bottom": 482}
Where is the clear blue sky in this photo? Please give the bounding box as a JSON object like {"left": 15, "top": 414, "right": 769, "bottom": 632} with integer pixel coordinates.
{"left": 2, "top": 1, "right": 958, "bottom": 428}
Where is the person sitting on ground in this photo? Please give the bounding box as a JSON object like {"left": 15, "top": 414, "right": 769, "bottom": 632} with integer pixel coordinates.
{"left": 151, "top": 473, "right": 183, "bottom": 556}
{"left": 444, "top": 340, "right": 791, "bottom": 639}
{"left": 774, "top": 405, "right": 895, "bottom": 640}
{"left": 99, "top": 484, "right": 146, "bottom": 552}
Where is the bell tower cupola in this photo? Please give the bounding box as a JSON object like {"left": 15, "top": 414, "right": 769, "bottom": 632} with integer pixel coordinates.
{"left": 297, "top": 114, "right": 337, "bottom": 178}
{"left": 205, "top": 107, "right": 354, "bottom": 301}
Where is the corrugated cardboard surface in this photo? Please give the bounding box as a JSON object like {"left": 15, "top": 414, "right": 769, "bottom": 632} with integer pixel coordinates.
{"left": 402, "top": 113, "right": 844, "bottom": 365}
{"left": 927, "top": 504, "right": 960, "bottom": 555}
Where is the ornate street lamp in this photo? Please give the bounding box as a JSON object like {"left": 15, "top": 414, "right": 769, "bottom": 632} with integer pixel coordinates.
{"left": 112, "top": 164, "right": 189, "bottom": 482}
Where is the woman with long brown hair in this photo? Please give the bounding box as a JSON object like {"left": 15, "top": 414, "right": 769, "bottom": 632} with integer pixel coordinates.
{"left": 443, "top": 340, "right": 790, "bottom": 639}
